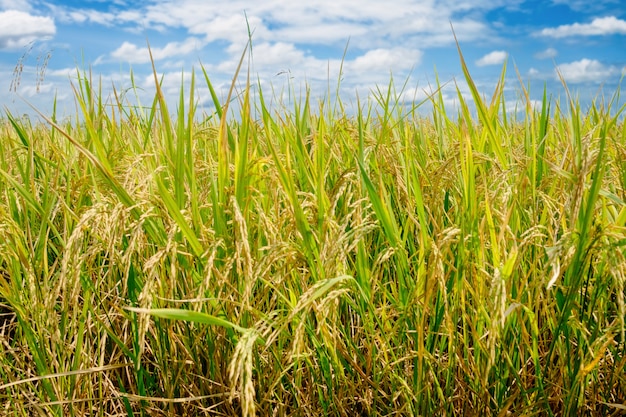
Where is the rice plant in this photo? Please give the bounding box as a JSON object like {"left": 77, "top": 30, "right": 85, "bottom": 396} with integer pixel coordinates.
{"left": 0, "top": 41, "right": 624, "bottom": 416}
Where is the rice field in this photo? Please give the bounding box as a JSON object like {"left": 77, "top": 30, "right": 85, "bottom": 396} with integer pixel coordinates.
{"left": 0, "top": 46, "right": 625, "bottom": 416}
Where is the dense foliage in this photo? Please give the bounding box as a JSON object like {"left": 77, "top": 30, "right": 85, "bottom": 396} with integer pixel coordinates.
{"left": 0, "top": 49, "right": 624, "bottom": 415}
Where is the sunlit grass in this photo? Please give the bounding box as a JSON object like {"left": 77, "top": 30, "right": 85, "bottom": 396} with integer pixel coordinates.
{"left": 0, "top": 42, "right": 625, "bottom": 416}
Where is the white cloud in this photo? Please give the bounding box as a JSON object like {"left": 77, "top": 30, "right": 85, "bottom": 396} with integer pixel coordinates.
{"left": 350, "top": 47, "right": 423, "bottom": 73}
{"left": 535, "top": 47, "right": 557, "bottom": 59}
{"left": 46, "top": 2, "right": 137, "bottom": 27}
{"left": 0, "top": 0, "right": 31, "bottom": 11}
{"left": 539, "top": 16, "right": 626, "bottom": 38}
{"left": 76, "top": 9, "right": 117, "bottom": 26}
{"left": 0, "top": 10, "right": 55, "bottom": 49}
{"left": 210, "top": 43, "right": 423, "bottom": 87}
{"left": 19, "top": 82, "right": 55, "bottom": 97}
{"left": 249, "top": 42, "right": 307, "bottom": 68}
{"left": 191, "top": 14, "right": 269, "bottom": 47}
{"left": 556, "top": 58, "right": 621, "bottom": 83}
{"left": 44, "top": 0, "right": 500, "bottom": 50}
{"left": 476, "top": 50, "right": 507, "bottom": 67}
{"left": 110, "top": 38, "right": 206, "bottom": 64}
{"left": 272, "top": 21, "right": 370, "bottom": 46}
{"left": 46, "top": 67, "right": 81, "bottom": 79}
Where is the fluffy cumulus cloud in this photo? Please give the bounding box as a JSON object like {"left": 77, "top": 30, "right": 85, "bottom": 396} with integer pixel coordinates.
{"left": 556, "top": 58, "right": 621, "bottom": 83}
{"left": 78, "top": 0, "right": 502, "bottom": 51}
{"left": 110, "top": 38, "right": 206, "bottom": 64}
{"left": 0, "top": 10, "right": 56, "bottom": 49}
{"left": 247, "top": 42, "right": 307, "bottom": 68}
{"left": 539, "top": 16, "right": 626, "bottom": 38}
{"left": 476, "top": 50, "right": 508, "bottom": 66}
{"left": 350, "top": 47, "right": 423, "bottom": 73}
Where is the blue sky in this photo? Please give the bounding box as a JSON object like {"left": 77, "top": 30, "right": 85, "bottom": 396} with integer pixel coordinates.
{"left": 1, "top": 0, "right": 625, "bottom": 119}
